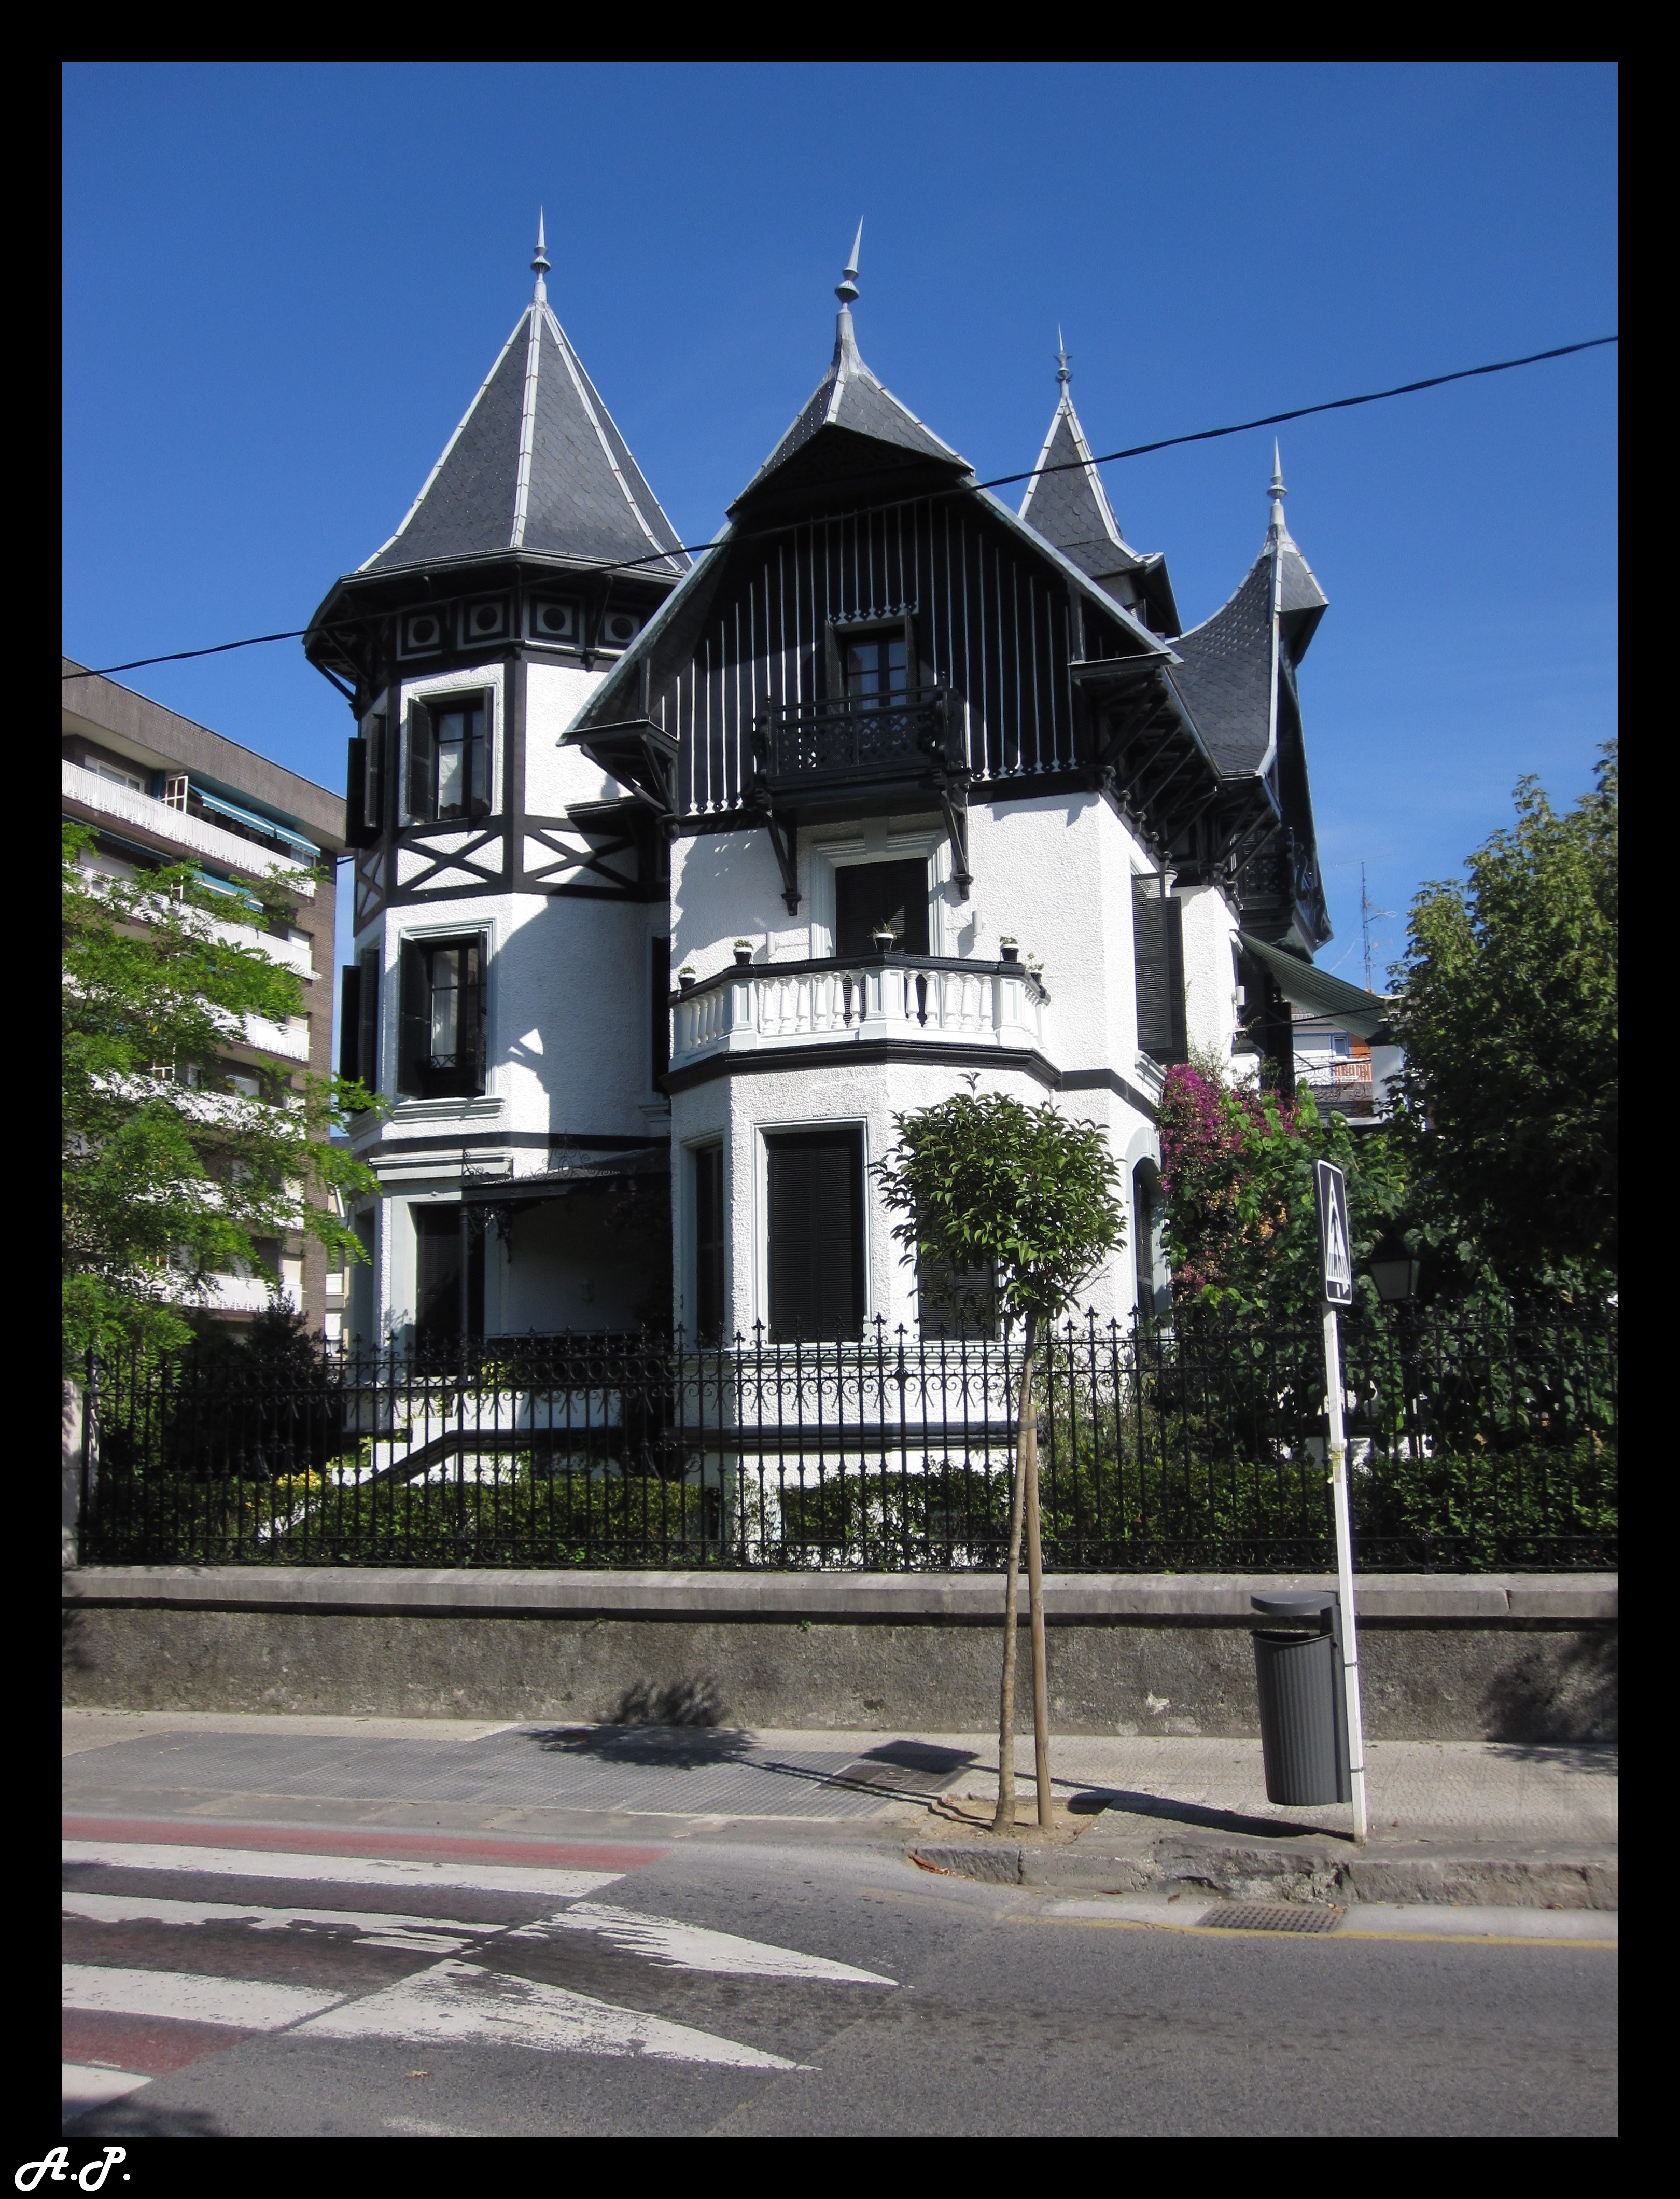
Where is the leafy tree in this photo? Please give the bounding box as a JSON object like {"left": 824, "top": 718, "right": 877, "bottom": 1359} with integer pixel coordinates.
{"left": 1156, "top": 1055, "right": 1414, "bottom": 1321}
{"left": 63, "top": 825, "right": 379, "bottom": 1362}
{"left": 875, "top": 1094, "right": 1124, "bottom": 1831}
{"left": 1393, "top": 744, "right": 1617, "bottom": 1282}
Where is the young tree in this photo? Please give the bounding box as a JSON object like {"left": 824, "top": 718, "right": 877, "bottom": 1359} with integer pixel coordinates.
{"left": 1394, "top": 744, "right": 1617, "bottom": 1282}
{"left": 63, "top": 826, "right": 380, "bottom": 1362}
{"left": 875, "top": 1094, "right": 1124, "bottom": 1833}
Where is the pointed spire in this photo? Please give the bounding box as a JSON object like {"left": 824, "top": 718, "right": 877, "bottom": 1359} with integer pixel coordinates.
{"left": 836, "top": 219, "right": 863, "bottom": 304}
{"left": 531, "top": 210, "right": 550, "bottom": 304}
{"left": 1056, "top": 327, "right": 1071, "bottom": 388}
{"left": 1268, "top": 439, "right": 1287, "bottom": 534}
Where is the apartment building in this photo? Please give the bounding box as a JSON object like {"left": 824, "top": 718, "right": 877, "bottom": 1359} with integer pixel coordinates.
{"left": 61, "top": 662, "right": 348, "bottom": 1336}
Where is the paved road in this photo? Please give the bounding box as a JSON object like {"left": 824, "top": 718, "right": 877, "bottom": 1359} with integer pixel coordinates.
{"left": 63, "top": 1813, "right": 1616, "bottom": 2137}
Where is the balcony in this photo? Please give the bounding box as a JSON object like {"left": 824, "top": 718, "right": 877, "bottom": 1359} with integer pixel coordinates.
{"left": 670, "top": 953, "right": 1047, "bottom": 1073}
{"left": 62, "top": 761, "right": 317, "bottom": 893}
{"left": 750, "top": 687, "right": 962, "bottom": 798}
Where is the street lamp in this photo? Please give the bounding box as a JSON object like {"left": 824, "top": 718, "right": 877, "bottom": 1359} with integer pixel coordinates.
{"left": 1367, "top": 1229, "right": 1421, "bottom": 1305}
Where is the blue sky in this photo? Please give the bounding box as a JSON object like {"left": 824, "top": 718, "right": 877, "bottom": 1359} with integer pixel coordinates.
{"left": 62, "top": 62, "right": 1617, "bottom": 987}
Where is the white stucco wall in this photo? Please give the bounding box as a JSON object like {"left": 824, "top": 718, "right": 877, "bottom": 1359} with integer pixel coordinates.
{"left": 1178, "top": 882, "right": 1244, "bottom": 1067}
{"left": 525, "top": 660, "right": 622, "bottom": 816}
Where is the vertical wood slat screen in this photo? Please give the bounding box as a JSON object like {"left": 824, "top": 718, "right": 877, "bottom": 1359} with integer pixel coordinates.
{"left": 658, "top": 500, "right": 1092, "bottom": 816}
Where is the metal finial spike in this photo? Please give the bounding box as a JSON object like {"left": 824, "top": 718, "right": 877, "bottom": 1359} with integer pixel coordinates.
{"left": 1269, "top": 439, "right": 1286, "bottom": 497}
{"left": 1056, "top": 326, "right": 1071, "bottom": 387}
{"left": 835, "top": 218, "right": 863, "bottom": 305}
{"left": 531, "top": 210, "right": 551, "bottom": 277}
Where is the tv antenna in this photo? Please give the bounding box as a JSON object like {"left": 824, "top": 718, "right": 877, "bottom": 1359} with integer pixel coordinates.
{"left": 1360, "top": 864, "right": 1394, "bottom": 993}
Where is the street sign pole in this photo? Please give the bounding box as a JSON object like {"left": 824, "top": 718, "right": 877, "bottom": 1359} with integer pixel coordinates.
{"left": 1314, "top": 1161, "right": 1368, "bottom": 1845}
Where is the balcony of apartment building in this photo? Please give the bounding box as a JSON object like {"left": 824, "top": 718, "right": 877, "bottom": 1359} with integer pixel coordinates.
{"left": 62, "top": 756, "right": 320, "bottom": 894}
{"left": 1293, "top": 1021, "right": 1389, "bottom": 1119}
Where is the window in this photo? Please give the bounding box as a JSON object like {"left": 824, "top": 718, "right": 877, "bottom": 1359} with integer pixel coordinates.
{"left": 86, "top": 754, "right": 146, "bottom": 793}
{"left": 766, "top": 1129, "right": 864, "bottom": 1341}
{"left": 358, "top": 947, "right": 380, "bottom": 1094}
{"left": 918, "top": 1256, "right": 996, "bottom": 1338}
{"left": 399, "top": 936, "right": 486, "bottom": 1098}
{"left": 405, "top": 693, "right": 490, "bottom": 823}
{"left": 842, "top": 630, "right": 909, "bottom": 704}
{"left": 1132, "top": 1160, "right": 1164, "bottom": 1327}
{"left": 1132, "top": 877, "right": 1187, "bottom": 1064}
{"left": 413, "top": 1204, "right": 484, "bottom": 1344}
{"left": 834, "top": 859, "right": 930, "bottom": 957}
{"left": 693, "top": 1144, "right": 726, "bottom": 1343}
{"left": 364, "top": 714, "right": 386, "bottom": 834}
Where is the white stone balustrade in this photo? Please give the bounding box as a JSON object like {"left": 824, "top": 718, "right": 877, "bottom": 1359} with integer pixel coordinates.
{"left": 670, "top": 958, "right": 1047, "bottom": 1067}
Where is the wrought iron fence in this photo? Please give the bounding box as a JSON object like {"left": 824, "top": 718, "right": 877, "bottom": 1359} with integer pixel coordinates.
{"left": 76, "top": 1302, "right": 1617, "bottom": 1572}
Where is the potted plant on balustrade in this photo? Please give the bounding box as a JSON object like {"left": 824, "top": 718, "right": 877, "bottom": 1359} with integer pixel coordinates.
{"left": 998, "top": 935, "right": 1020, "bottom": 964}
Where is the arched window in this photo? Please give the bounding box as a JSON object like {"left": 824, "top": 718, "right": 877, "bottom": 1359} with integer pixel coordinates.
{"left": 1132, "top": 1160, "right": 1166, "bottom": 1327}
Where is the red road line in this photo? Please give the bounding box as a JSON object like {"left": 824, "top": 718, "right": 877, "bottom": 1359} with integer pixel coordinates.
{"left": 62, "top": 2009, "right": 257, "bottom": 2077}
{"left": 62, "top": 1817, "right": 667, "bottom": 1871}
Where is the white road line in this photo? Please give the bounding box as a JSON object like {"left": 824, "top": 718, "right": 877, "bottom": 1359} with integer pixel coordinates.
{"left": 512, "top": 1903, "right": 897, "bottom": 1984}
{"left": 300, "top": 1958, "right": 812, "bottom": 2069}
{"left": 62, "top": 1964, "right": 346, "bottom": 2030}
{"left": 62, "top": 2065, "right": 153, "bottom": 2109}
{"left": 63, "top": 1841, "right": 622, "bottom": 1901}
{"left": 63, "top": 1890, "right": 495, "bottom": 1955}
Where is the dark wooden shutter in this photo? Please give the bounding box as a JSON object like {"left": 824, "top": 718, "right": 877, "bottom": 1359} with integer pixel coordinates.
{"left": 345, "top": 739, "right": 375, "bottom": 847}
{"left": 398, "top": 939, "right": 428, "bottom": 1095}
{"left": 767, "top": 1130, "right": 863, "bottom": 1341}
{"left": 1133, "top": 880, "right": 1188, "bottom": 1064}
{"left": 339, "top": 964, "right": 361, "bottom": 1081}
{"left": 651, "top": 937, "right": 670, "bottom": 1089}
{"left": 694, "top": 1144, "right": 725, "bottom": 1341}
{"left": 357, "top": 947, "right": 380, "bottom": 1096}
{"left": 406, "top": 701, "right": 436, "bottom": 822}
{"left": 366, "top": 714, "right": 386, "bottom": 834}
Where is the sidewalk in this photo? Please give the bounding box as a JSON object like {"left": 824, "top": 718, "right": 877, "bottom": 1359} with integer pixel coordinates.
{"left": 61, "top": 1710, "right": 1617, "bottom": 1909}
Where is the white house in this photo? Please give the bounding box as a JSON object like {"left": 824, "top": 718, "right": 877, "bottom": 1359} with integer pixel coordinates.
{"left": 307, "top": 231, "right": 1353, "bottom": 1351}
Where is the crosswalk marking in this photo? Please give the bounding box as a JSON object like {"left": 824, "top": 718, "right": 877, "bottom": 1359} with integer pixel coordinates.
{"left": 64, "top": 1841, "right": 622, "bottom": 1900}
{"left": 512, "top": 1903, "right": 897, "bottom": 1984}
{"left": 61, "top": 2065, "right": 153, "bottom": 2110}
{"left": 299, "top": 1958, "right": 813, "bottom": 2069}
{"left": 62, "top": 1831, "right": 896, "bottom": 2107}
{"left": 62, "top": 1964, "right": 346, "bottom": 2030}
{"left": 63, "top": 1890, "right": 491, "bottom": 1955}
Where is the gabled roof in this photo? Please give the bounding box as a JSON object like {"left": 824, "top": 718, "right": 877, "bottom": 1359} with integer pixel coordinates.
{"left": 360, "top": 243, "right": 688, "bottom": 580}
{"left": 1169, "top": 456, "right": 1328, "bottom": 778}
{"left": 732, "top": 305, "right": 971, "bottom": 510}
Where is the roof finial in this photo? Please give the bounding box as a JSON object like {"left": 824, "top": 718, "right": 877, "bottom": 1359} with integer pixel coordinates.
{"left": 1268, "top": 439, "right": 1287, "bottom": 533}
{"left": 531, "top": 210, "right": 550, "bottom": 304}
{"left": 836, "top": 219, "right": 863, "bottom": 305}
{"left": 1056, "top": 327, "right": 1071, "bottom": 388}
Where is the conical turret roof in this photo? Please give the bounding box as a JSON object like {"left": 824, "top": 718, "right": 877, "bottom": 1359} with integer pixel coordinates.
{"left": 1018, "top": 369, "right": 1179, "bottom": 633}
{"left": 360, "top": 246, "right": 688, "bottom": 580}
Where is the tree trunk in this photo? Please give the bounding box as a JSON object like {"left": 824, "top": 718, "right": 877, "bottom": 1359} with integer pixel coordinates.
{"left": 992, "top": 1316, "right": 1036, "bottom": 1835}
{"left": 1024, "top": 1367, "right": 1053, "bottom": 1829}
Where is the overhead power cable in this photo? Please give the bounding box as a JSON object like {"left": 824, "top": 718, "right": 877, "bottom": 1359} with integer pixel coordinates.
{"left": 64, "top": 333, "right": 1617, "bottom": 683}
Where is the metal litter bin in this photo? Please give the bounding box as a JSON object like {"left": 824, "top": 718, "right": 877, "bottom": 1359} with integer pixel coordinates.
{"left": 1251, "top": 1593, "right": 1351, "bottom": 1806}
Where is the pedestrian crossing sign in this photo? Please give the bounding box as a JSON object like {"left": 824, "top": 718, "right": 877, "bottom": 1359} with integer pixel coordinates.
{"left": 1315, "top": 1160, "right": 1354, "bottom": 1307}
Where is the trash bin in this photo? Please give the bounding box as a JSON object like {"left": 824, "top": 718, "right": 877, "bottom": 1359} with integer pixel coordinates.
{"left": 1251, "top": 1593, "right": 1351, "bottom": 1806}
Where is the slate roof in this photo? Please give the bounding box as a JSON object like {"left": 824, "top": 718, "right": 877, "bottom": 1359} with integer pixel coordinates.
{"left": 1169, "top": 510, "right": 1328, "bottom": 777}
{"left": 360, "top": 299, "right": 689, "bottom": 578}
{"left": 734, "top": 307, "right": 971, "bottom": 506}
{"left": 1018, "top": 394, "right": 1140, "bottom": 580}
